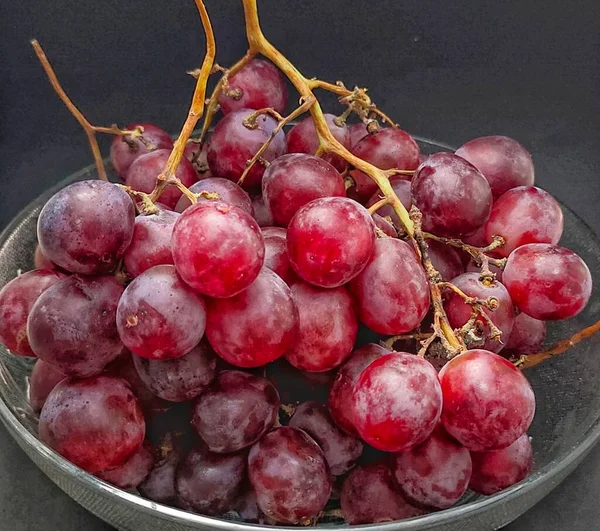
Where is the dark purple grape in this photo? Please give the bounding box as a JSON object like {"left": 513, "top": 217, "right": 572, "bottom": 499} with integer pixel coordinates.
{"left": 97, "top": 442, "right": 153, "bottom": 489}
{"left": 174, "top": 177, "right": 253, "bottom": 215}
{"left": 426, "top": 240, "right": 464, "bottom": 281}
{"left": 138, "top": 435, "right": 181, "bottom": 504}
{"left": 29, "top": 359, "right": 66, "bottom": 412}
{"left": 261, "top": 227, "right": 298, "bottom": 285}
{"left": 348, "top": 122, "right": 369, "bottom": 148}
{"left": 251, "top": 194, "right": 274, "bottom": 227}
{"left": 372, "top": 214, "right": 397, "bottom": 237}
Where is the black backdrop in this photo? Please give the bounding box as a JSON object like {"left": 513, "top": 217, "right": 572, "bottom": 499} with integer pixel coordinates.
{"left": 0, "top": 1, "right": 599, "bottom": 529}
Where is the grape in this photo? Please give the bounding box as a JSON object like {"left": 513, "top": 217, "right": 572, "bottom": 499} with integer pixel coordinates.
{"left": 37, "top": 180, "right": 135, "bottom": 274}
{"left": 125, "top": 149, "right": 198, "bottom": 209}
{"left": 138, "top": 436, "right": 181, "bottom": 504}
{"left": 485, "top": 186, "right": 564, "bottom": 257}
{"left": 287, "top": 197, "right": 375, "bottom": 287}
{"left": 372, "top": 214, "right": 397, "bottom": 237}
{"left": 443, "top": 272, "right": 515, "bottom": 353}
{"left": 504, "top": 313, "right": 547, "bottom": 355}
{"left": 97, "top": 442, "right": 153, "bottom": 489}
{"left": 411, "top": 152, "right": 493, "bottom": 237}
{"left": 251, "top": 194, "right": 274, "bottom": 227}
{"left": 123, "top": 209, "right": 180, "bottom": 277}
{"left": 340, "top": 462, "right": 424, "bottom": 524}
{"left": 285, "top": 281, "right": 357, "bottom": 372}
{"left": 503, "top": 243, "right": 592, "bottom": 320}
{"left": 233, "top": 487, "right": 263, "bottom": 523}
{"left": 365, "top": 178, "right": 412, "bottom": 229}
{"left": 466, "top": 257, "right": 504, "bottom": 282}
{"left": 206, "top": 109, "right": 286, "bottom": 191}
{"left": 348, "top": 123, "right": 369, "bottom": 148}
{"left": 192, "top": 371, "right": 279, "bottom": 453}
{"left": 352, "top": 353, "right": 442, "bottom": 452}
{"left": 0, "top": 269, "right": 66, "bottom": 357}
{"left": 29, "top": 359, "right": 66, "bottom": 412}
{"left": 349, "top": 238, "right": 430, "bottom": 335}
{"left": 455, "top": 136, "right": 535, "bottom": 198}
{"left": 426, "top": 240, "right": 464, "bottom": 281}
{"left": 116, "top": 265, "right": 207, "bottom": 360}
{"left": 391, "top": 426, "right": 472, "bottom": 510}
{"left": 348, "top": 128, "right": 420, "bottom": 202}
{"left": 248, "top": 427, "right": 331, "bottom": 524}
{"left": 205, "top": 268, "right": 298, "bottom": 367}
{"left": 469, "top": 433, "right": 533, "bottom": 495}
{"left": 262, "top": 153, "right": 346, "bottom": 226}
{"left": 328, "top": 343, "right": 391, "bottom": 436}
{"left": 133, "top": 340, "right": 217, "bottom": 402}
{"left": 34, "top": 245, "right": 59, "bottom": 270}
{"left": 184, "top": 141, "right": 212, "bottom": 178}
{"left": 171, "top": 201, "right": 265, "bottom": 298}
{"left": 285, "top": 114, "right": 351, "bottom": 172}
{"left": 218, "top": 59, "right": 287, "bottom": 115}
{"left": 289, "top": 401, "right": 363, "bottom": 475}
{"left": 175, "top": 445, "right": 247, "bottom": 516}
{"left": 174, "top": 177, "right": 253, "bottom": 215}
{"left": 261, "top": 227, "right": 298, "bottom": 285}
{"left": 439, "top": 349, "right": 535, "bottom": 451}
{"left": 110, "top": 123, "right": 174, "bottom": 179}
{"left": 28, "top": 275, "right": 124, "bottom": 377}
{"left": 39, "top": 375, "right": 145, "bottom": 474}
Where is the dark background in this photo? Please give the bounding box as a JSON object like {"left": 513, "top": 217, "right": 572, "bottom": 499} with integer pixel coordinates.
{"left": 0, "top": 0, "right": 599, "bottom": 529}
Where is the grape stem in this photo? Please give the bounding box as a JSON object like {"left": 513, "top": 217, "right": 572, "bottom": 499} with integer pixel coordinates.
{"left": 366, "top": 198, "right": 390, "bottom": 215}
{"left": 424, "top": 232, "right": 508, "bottom": 270}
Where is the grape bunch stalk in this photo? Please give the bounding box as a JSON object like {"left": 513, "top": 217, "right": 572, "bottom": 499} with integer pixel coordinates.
{"left": 0, "top": 0, "right": 598, "bottom": 526}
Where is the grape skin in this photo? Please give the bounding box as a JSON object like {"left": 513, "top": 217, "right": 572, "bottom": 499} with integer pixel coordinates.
{"left": 261, "top": 227, "right": 298, "bottom": 285}
{"left": 348, "top": 123, "right": 370, "bottom": 148}
{"left": 504, "top": 313, "right": 547, "bottom": 356}
{"left": 34, "top": 245, "right": 59, "bottom": 270}
{"left": 29, "top": 359, "right": 66, "bottom": 412}
{"left": 97, "top": 442, "right": 153, "bottom": 490}
{"left": 365, "top": 178, "right": 412, "bottom": 229}
{"left": 138, "top": 442, "right": 180, "bottom": 504}
{"left": 174, "top": 177, "right": 253, "bottom": 215}
{"left": 426, "top": 240, "right": 464, "bottom": 281}
{"left": 251, "top": 194, "right": 274, "bottom": 227}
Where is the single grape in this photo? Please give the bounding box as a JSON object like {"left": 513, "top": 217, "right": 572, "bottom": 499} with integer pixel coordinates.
{"left": 341, "top": 462, "right": 424, "bottom": 524}
{"left": 116, "top": 265, "right": 207, "bottom": 360}
{"left": 171, "top": 201, "right": 265, "bottom": 298}
{"left": 97, "top": 442, "right": 153, "bottom": 490}
{"left": 289, "top": 401, "right": 363, "bottom": 475}
{"left": 504, "top": 313, "right": 547, "bottom": 356}
{"left": 439, "top": 349, "right": 535, "bottom": 451}
{"left": 372, "top": 214, "right": 397, "bottom": 237}
{"left": 261, "top": 227, "right": 297, "bottom": 285}
{"left": 412, "top": 152, "right": 493, "bottom": 237}
{"left": 463, "top": 225, "right": 490, "bottom": 247}
{"left": 365, "top": 178, "right": 412, "bottom": 229}
{"left": 286, "top": 114, "right": 351, "bottom": 172}
{"left": 37, "top": 180, "right": 135, "bottom": 274}
{"left": 455, "top": 136, "right": 535, "bottom": 198}
{"left": 465, "top": 257, "right": 504, "bottom": 282}
{"left": 218, "top": 59, "right": 287, "bottom": 115}
{"left": 426, "top": 240, "right": 464, "bottom": 281}
{"left": 34, "top": 244, "right": 59, "bottom": 270}
{"left": 287, "top": 197, "right": 375, "bottom": 287}
{"left": 251, "top": 194, "right": 274, "bottom": 227}
{"left": 248, "top": 426, "right": 332, "bottom": 524}
{"left": 328, "top": 343, "right": 391, "bottom": 436}
{"left": 285, "top": 281, "right": 357, "bottom": 372}
{"left": 192, "top": 371, "right": 279, "bottom": 453}
{"left": 348, "top": 122, "right": 369, "bottom": 148}
{"left": 28, "top": 275, "right": 124, "bottom": 377}
{"left": 469, "top": 433, "right": 533, "bottom": 495}
{"left": 174, "top": 177, "right": 253, "bottom": 215}
{"left": 0, "top": 269, "right": 66, "bottom": 357}
{"left": 352, "top": 353, "right": 442, "bottom": 452}
{"left": 175, "top": 445, "right": 247, "bottom": 516}
{"left": 39, "top": 375, "right": 145, "bottom": 474}
{"left": 349, "top": 238, "right": 430, "bottom": 335}
{"left": 233, "top": 486, "right": 263, "bottom": 523}
{"left": 503, "top": 243, "right": 592, "bottom": 320}
{"left": 138, "top": 435, "right": 181, "bottom": 504}
{"left": 29, "top": 359, "right": 66, "bottom": 412}
{"left": 391, "top": 426, "right": 472, "bottom": 510}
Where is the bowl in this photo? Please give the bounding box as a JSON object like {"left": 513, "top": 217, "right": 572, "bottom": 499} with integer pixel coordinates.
{"left": 1, "top": 138, "right": 599, "bottom": 531}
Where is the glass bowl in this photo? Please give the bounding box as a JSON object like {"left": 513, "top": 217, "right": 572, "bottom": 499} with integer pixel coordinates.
{"left": 0, "top": 138, "right": 599, "bottom": 531}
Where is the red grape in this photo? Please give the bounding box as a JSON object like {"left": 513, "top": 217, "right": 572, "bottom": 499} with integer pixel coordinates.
{"left": 184, "top": 141, "right": 212, "bottom": 178}
{"left": 39, "top": 375, "right": 145, "bottom": 474}
{"left": 285, "top": 114, "right": 351, "bottom": 172}
{"left": 439, "top": 349, "right": 535, "bottom": 451}
{"left": 352, "top": 353, "right": 442, "bottom": 452}
{"left": 174, "top": 177, "right": 253, "bottom": 215}
{"left": 138, "top": 437, "right": 180, "bottom": 504}
{"left": 328, "top": 343, "right": 391, "bottom": 436}
{"left": 348, "top": 123, "right": 369, "bottom": 148}
{"left": 372, "top": 214, "right": 397, "bottom": 237}
{"left": 426, "top": 240, "right": 464, "bottom": 281}
{"left": 391, "top": 426, "right": 472, "bottom": 510}
{"left": 261, "top": 227, "right": 297, "bottom": 285}
{"left": 504, "top": 313, "right": 547, "bottom": 355}
{"left": 469, "top": 433, "right": 533, "bottom": 495}
{"left": 171, "top": 201, "right": 265, "bottom": 298}
{"left": 192, "top": 371, "right": 279, "bottom": 453}
{"left": 455, "top": 136, "right": 535, "bottom": 199}
{"left": 37, "top": 180, "right": 135, "bottom": 274}
{"left": 28, "top": 275, "right": 124, "bottom": 377}
{"left": 503, "top": 243, "right": 592, "bottom": 320}
{"left": 29, "top": 359, "right": 66, "bottom": 412}
{"left": 365, "top": 178, "right": 412, "bottom": 229}
{"left": 34, "top": 244, "right": 59, "bottom": 270}
{"left": 463, "top": 225, "right": 489, "bottom": 247}
{"left": 287, "top": 197, "right": 375, "bottom": 287}
{"left": 248, "top": 426, "right": 332, "bottom": 524}
{"left": 285, "top": 281, "right": 357, "bottom": 372}
{"left": 349, "top": 238, "right": 430, "bottom": 335}
{"left": 466, "top": 257, "right": 504, "bottom": 282}
{"left": 251, "top": 194, "right": 274, "bottom": 227}
{"left": 97, "top": 442, "right": 153, "bottom": 489}
{"left": 412, "top": 152, "right": 492, "bottom": 237}
{"left": 218, "top": 59, "right": 287, "bottom": 115}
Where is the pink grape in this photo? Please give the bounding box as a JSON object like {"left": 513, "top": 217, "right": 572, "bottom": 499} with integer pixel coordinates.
{"left": 412, "top": 152, "right": 492, "bottom": 237}
{"left": 28, "top": 275, "right": 124, "bottom": 377}
{"left": 138, "top": 434, "right": 180, "bottom": 504}
{"left": 34, "top": 245, "right": 59, "bottom": 270}
{"left": 455, "top": 135, "right": 535, "bottom": 198}
{"left": 348, "top": 123, "right": 369, "bottom": 148}
{"left": 365, "top": 178, "right": 412, "bottom": 229}
{"left": 426, "top": 240, "right": 464, "bottom": 281}
{"left": 192, "top": 371, "right": 279, "bottom": 453}
{"left": 287, "top": 197, "right": 375, "bottom": 287}
{"left": 39, "top": 375, "right": 145, "bottom": 474}
{"left": 439, "top": 349, "right": 535, "bottom": 451}
{"left": 503, "top": 243, "right": 592, "bottom": 320}
{"left": 29, "top": 359, "right": 66, "bottom": 412}
{"left": 285, "top": 281, "right": 357, "bottom": 372}
{"left": 349, "top": 238, "right": 430, "bottom": 335}
{"left": 174, "top": 177, "right": 253, "bottom": 215}
{"left": 251, "top": 194, "right": 274, "bottom": 227}
{"left": 205, "top": 268, "right": 298, "bottom": 367}
{"left": 171, "top": 201, "right": 265, "bottom": 298}
{"left": 504, "top": 313, "right": 547, "bottom": 355}
{"left": 248, "top": 427, "right": 332, "bottom": 524}
{"left": 352, "top": 353, "right": 442, "bottom": 452}
{"left": 37, "top": 180, "right": 135, "bottom": 274}
{"left": 261, "top": 227, "right": 297, "bottom": 285}
{"left": 97, "top": 442, "right": 153, "bottom": 489}
{"left": 466, "top": 257, "right": 504, "bottom": 282}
